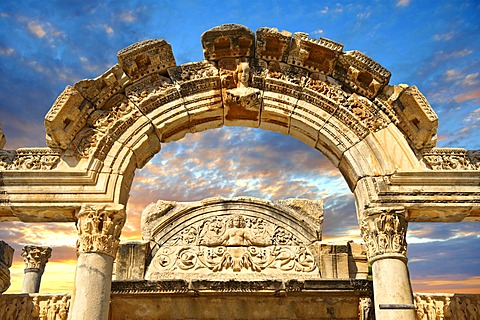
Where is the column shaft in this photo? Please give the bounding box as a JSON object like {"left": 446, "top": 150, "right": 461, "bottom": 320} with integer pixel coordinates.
{"left": 22, "top": 269, "right": 43, "bottom": 293}
{"left": 69, "top": 253, "right": 114, "bottom": 320}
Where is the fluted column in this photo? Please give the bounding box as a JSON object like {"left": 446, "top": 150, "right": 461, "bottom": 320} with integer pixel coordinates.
{"left": 360, "top": 207, "right": 415, "bottom": 320}
{"left": 0, "top": 241, "right": 14, "bottom": 294}
{"left": 68, "top": 204, "right": 125, "bottom": 320}
{"left": 21, "top": 245, "right": 52, "bottom": 293}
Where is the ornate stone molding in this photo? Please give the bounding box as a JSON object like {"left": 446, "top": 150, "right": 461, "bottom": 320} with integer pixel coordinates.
{"left": 0, "top": 148, "right": 60, "bottom": 171}
{"left": 359, "top": 207, "right": 408, "bottom": 261}
{"left": 76, "top": 204, "right": 126, "bottom": 257}
{"left": 22, "top": 246, "right": 52, "bottom": 272}
{"left": 423, "top": 148, "right": 480, "bottom": 170}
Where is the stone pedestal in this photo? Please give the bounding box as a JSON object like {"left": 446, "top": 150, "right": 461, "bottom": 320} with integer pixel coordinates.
{"left": 21, "top": 245, "right": 52, "bottom": 293}
{"left": 360, "top": 207, "right": 415, "bottom": 320}
{"left": 0, "top": 241, "right": 14, "bottom": 294}
{"left": 68, "top": 204, "right": 125, "bottom": 320}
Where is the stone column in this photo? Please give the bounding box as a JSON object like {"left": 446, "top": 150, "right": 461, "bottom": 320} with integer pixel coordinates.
{"left": 68, "top": 204, "right": 125, "bottom": 320}
{"left": 21, "top": 245, "right": 52, "bottom": 293}
{"left": 360, "top": 207, "right": 416, "bottom": 320}
{"left": 0, "top": 241, "right": 14, "bottom": 294}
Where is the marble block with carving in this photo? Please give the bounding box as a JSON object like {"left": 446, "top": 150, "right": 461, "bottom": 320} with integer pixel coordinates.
{"left": 141, "top": 197, "right": 324, "bottom": 280}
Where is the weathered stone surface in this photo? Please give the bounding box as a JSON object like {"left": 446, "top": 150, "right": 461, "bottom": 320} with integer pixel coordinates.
{"left": 255, "top": 27, "right": 292, "bottom": 62}
{"left": 117, "top": 39, "right": 176, "bottom": 79}
{"left": 142, "top": 197, "right": 324, "bottom": 281}
{"left": 21, "top": 246, "right": 52, "bottom": 293}
{"left": 414, "top": 293, "right": 480, "bottom": 320}
{"left": 395, "top": 85, "right": 438, "bottom": 150}
{"left": 201, "top": 24, "right": 255, "bottom": 61}
{"left": 0, "top": 241, "right": 14, "bottom": 294}
{"left": 114, "top": 241, "right": 149, "bottom": 281}
{"left": 334, "top": 50, "right": 391, "bottom": 99}
{"left": 287, "top": 32, "right": 343, "bottom": 75}
{"left": 45, "top": 85, "right": 93, "bottom": 149}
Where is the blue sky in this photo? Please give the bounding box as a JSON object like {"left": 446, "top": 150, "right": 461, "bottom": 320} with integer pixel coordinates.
{"left": 0, "top": 0, "right": 479, "bottom": 293}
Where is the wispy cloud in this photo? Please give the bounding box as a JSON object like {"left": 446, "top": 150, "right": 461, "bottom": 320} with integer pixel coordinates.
{"left": 433, "top": 31, "right": 455, "bottom": 41}
{"left": 396, "top": 0, "right": 410, "bottom": 7}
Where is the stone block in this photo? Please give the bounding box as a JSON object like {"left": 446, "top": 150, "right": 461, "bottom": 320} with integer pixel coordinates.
{"left": 287, "top": 32, "right": 344, "bottom": 75}
{"left": 0, "top": 241, "right": 14, "bottom": 293}
{"left": 115, "top": 241, "right": 149, "bottom": 281}
{"left": 317, "top": 242, "right": 350, "bottom": 278}
{"left": 334, "top": 50, "right": 391, "bottom": 99}
{"left": 45, "top": 86, "right": 93, "bottom": 149}
{"left": 74, "top": 64, "right": 129, "bottom": 109}
{"left": 395, "top": 85, "right": 438, "bottom": 150}
{"left": 255, "top": 27, "right": 292, "bottom": 62}
{"left": 201, "top": 24, "right": 255, "bottom": 61}
{"left": 168, "top": 61, "right": 224, "bottom": 133}
{"left": 348, "top": 242, "right": 369, "bottom": 279}
{"left": 117, "top": 39, "right": 176, "bottom": 79}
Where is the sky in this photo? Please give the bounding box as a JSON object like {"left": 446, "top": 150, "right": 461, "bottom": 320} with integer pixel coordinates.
{"left": 0, "top": 0, "right": 479, "bottom": 295}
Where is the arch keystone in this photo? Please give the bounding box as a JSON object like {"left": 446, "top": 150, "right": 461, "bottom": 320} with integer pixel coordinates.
{"left": 201, "top": 24, "right": 255, "bottom": 60}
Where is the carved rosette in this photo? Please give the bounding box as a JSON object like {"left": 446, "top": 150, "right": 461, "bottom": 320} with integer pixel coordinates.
{"left": 76, "top": 204, "right": 126, "bottom": 257}
{"left": 360, "top": 208, "right": 408, "bottom": 261}
{"left": 21, "top": 246, "right": 52, "bottom": 272}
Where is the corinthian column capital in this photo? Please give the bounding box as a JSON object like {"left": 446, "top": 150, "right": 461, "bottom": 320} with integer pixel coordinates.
{"left": 76, "top": 204, "right": 126, "bottom": 257}
{"left": 359, "top": 207, "right": 408, "bottom": 262}
{"left": 21, "top": 246, "right": 52, "bottom": 271}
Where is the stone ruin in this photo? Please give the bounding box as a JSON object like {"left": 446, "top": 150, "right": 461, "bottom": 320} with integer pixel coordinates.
{"left": 0, "top": 24, "right": 479, "bottom": 319}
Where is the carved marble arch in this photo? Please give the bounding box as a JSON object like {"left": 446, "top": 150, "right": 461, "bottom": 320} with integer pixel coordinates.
{"left": 0, "top": 24, "right": 479, "bottom": 224}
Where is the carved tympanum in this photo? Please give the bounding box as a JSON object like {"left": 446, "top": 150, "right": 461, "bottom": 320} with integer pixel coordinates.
{"left": 22, "top": 246, "right": 52, "bottom": 272}
{"left": 76, "top": 204, "right": 125, "bottom": 257}
{"left": 423, "top": 148, "right": 480, "bottom": 171}
{"left": 149, "top": 214, "right": 317, "bottom": 275}
{"left": 360, "top": 208, "right": 407, "bottom": 260}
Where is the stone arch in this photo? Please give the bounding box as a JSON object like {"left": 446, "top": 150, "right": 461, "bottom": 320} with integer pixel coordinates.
{"left": 1, "top": 23, "right": 479, "bottom": 320}
{"left": 37, "top": 24, "right": 434, "bottom": 217}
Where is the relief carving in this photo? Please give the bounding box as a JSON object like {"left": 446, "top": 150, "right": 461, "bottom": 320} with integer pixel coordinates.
{"left": 360, "top": 208, "right": 407, "bottom": 260}
{"left": 148, "top": 214, "right": 317, "bottom": 276}
{"left": 76, "top": 204, "right": 126, "bottom": 257}
{"left": 125, "top": 73, "right": 174, "bottom": 104}
{"left": 0, "top": 149, "right": 60, "bottom": 171}
{"left": 201, "top": 24, "right": 255, "bottom": 61}
{"left": 414, "top": 294, "right": 480, "bottom": 320}
{"left": 359, "top": 297, "right": 373, "bottom": 320}
{"left": 219, "top": 58, "right": 262, "bottom": 124}
{"left": 22, "top": 246, "right": 52, "bottom": 271}
{"left": 423, "top": 148, "right": 480, "bottom": 171}
{"left": 346, "top": 93, "right": 389, "bottom": 132}
{"left": 70, "top": 94, "right": 140, "bottom": 158}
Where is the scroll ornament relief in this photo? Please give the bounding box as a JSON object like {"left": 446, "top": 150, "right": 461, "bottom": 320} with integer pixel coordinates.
{"left": 21, "top": 246, "right": 52, "bottom": 271}
{"left": 414, "top": 294, "right": 480, "bottom": 320}
{"left": 360, "top": 209, "right": 407, "bottom": 259}
{"left": 423, "top": 148, "right": 480, "bottom": 170}
{"left": 76, "top": 205, "right": 125, "bottom": 257}
{"left": 0, "top": 149, "right": 60, "bottom": 171}
{"left": 150, "top": 214, "right": 317, "bottom": 274}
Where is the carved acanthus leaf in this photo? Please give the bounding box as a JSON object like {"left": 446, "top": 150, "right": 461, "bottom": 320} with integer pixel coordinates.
{"left": 360, "top": 208, "right": 408, "bottom": 260}
{"left": 76, "top": 204, "right": 126, "bottom": 257}
{"left": 21, "top": 246, "right": 52, "bottom": 271}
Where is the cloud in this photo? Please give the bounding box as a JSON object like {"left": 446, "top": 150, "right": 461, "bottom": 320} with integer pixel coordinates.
{"left": 120, "top": 12, "right": 136, "bottom": 22}
{"left": 433, "top": 32, "right": 455, "bottom": 41}
{"left": 27, "top": 21, "right": 47, "bottom": 38}
{"left": 455, "top": 88, "right": 480, "bottom": 102}
{"left": 412, "top": 276, "right": 480, "bottom": 294}
{"left": 0, "top": 47, "right": 15, "bottom": 55}
{"left": 396, "top": 0, "right": 410, "bottom": 7}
